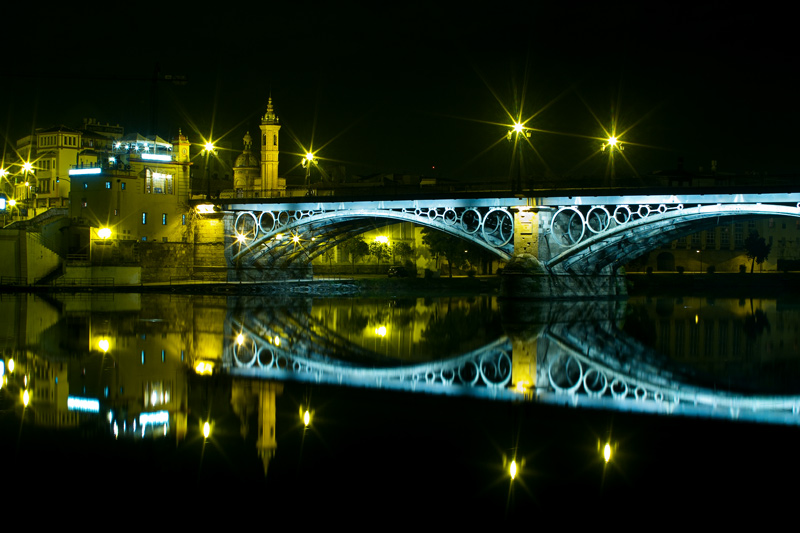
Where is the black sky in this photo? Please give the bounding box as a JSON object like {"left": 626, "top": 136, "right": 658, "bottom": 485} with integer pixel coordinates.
{"left": 2, "top": 3, "right": 798, "bottom": 181}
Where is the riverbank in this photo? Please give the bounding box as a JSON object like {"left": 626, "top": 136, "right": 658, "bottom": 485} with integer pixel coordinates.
{"left": 3, "top": 272, "right": 800, "bottom": 297}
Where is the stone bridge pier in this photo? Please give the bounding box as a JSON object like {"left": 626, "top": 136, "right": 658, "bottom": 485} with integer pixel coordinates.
{"left": 503, "top": 204, "right": 627, "bottom": 299}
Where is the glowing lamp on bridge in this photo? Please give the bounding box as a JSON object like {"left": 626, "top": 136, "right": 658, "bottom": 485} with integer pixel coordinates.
{"left": 507, "top": 122, "right": 531, "bottom": 140}
{"left": 601, "top": 136, "right": 623, "bottom": 152}
{"left": 196, "top": 204, "right": 215, "bottom": 214}
{"left": 236, "top": 233, "right": 247, "bottom": 244}
{"left": 373, "top": 235, "right": 389, "bottom": 244}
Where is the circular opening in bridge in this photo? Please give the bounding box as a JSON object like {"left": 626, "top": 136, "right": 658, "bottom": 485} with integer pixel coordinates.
{"left": 460, "top": 209, "right": 481, "bottom": 234}
{"left": 259, "top": 212, "right": 276, "bottom": 233}
{"left": 551, "top": 207, "right": 586, "bottom": 246}
{"left": 481, "top": 208, "right": 514, "bottom": 247}
{"left": 586, "top": 206, "right": 610, "bottom": 234}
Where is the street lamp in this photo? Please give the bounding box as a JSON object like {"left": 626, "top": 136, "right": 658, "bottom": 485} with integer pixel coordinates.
{"left": 507, "top": 122, "right": 530, "bottom": 195}
{"left": 201, "top": 141, "right": 217, "bottom": 200}
{"left": 301, "top": 152, "right": 316, "bottom": 192}
{"left": 601, "top": 136, "right": 624, "bottom": 152}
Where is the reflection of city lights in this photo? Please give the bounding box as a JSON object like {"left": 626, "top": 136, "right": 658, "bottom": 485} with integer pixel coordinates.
{"left": 510, "top": 459, "right": 517, "bottom": 480}
{"left": 98, "top": 339, "right": 110, "bottom": 353}
{"left": 23, "top": 390, "right": 29, "bottom": 407}
{"left": 8, "top": 359, "right": 14, "bottom": 373}
{"left": 195, "top": 204, "right": 215, "bottom": 214}
{"left": 374, "top": 326, "right": 387, "bottom": 337}
{"left": 237, "top": 333, "right": 244, "bottom": 346}
{"left": 604, "top": 443, "right": 612, "bottom": 463}
{"left": 374, "top": 235, "right": 388, "bottom": 244}
{"left": 515, "top": 380, "right": 529, "bottom": 393}
{"left": 274, "top": 336, "right": 281, "bottom": 347}
{"left": 203, "top": 421, "right": 210, "bottom": 439}
{"left": 303, "top": 410, "right": 311, "bottom": 427}
{"left": 194, "top": 361, "right": 214, "bottom": 375}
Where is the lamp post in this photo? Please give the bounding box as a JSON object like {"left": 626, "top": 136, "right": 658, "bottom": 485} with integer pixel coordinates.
{"left": 507, "top": 122, "right": 530, "bottom": 195}
{"left": 301, "top": 152, "right": 315, "bottom": 195}
{"left": 201, "top": 141, "right": 216, "bottom": 200}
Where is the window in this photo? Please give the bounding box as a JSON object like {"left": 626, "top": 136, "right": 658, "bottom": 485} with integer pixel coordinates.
{"left": 114, "top": 209, "right": 119, "bottom": 216}
{"left": 121, "top": 182, "right": 126, "bottom": 191}
{"left": 141, "top": 236, "right": 147, "bottom": 241}
{"left": 162, "top": 237, "right": 168, "bottom": 243}
{"left": 142, "top": 212, "right": 147, "bottom": 224}
{"left": 182, "top": 214, "right": 186, "bottom": 225}
{"left": 105, "top": 181, "right": 111, "bottom": 189}
{"left": 162, "top": 213, "right": 167, "bottom": 225}
{"left": 83, "top": 182, "right": 88, "bottom": 189}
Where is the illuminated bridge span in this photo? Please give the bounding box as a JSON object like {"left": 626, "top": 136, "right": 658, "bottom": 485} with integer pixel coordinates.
{"left": 212, "top": 190, "right": 800, "bottom": 281}
{"left": 221, "top": 301, "right": 800, "bottom": 425}
{"left": 541, "top": 320, "right": 800, "bottom": 426}
{"left": 224, "top": 305, "right": 515, "bottom": 399}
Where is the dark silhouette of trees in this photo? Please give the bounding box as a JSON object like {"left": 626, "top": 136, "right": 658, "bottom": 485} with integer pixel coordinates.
{"left": 744, "top": 230, "right": 772, "bottom": 273}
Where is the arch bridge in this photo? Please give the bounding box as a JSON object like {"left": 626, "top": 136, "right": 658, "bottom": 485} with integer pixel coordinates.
{"left": 204, "top": 190, "right": 800, "bottom": 281}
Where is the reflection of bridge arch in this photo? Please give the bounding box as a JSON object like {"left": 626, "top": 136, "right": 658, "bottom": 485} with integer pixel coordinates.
{"left": 543, "top": 199, "right": 800, "bottom": 274}
{"left": 540, "top": 319, "right": 800, "bottom": 425}
{"left": 224, "top": 306, "right": 515, "bottom": 396}
{"left": 224, "top": 200, "right": 516, "bottom": 270}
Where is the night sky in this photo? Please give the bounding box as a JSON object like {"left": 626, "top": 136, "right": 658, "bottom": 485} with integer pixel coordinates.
{"left": 2, "top": 4, "right": 798, "bottom": 181}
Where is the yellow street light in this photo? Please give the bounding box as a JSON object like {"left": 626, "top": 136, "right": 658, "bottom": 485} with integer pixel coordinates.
{"left": 603, "top": 442, "right": 612, "bottom": 463}
{"left": 203, "top": 421, "right": 210, "bottom": 439}
{"left": 98, "top": 227, "right": 112, "bottom": 240}
{"left": 303, "top": 409, "right": 311, "bottom": 427}
{"left": 601, "top": 136, "right": 624, "bottom": 152}
{"left": 509, "top": 459, "right": 517, "bottom": 480}
{"left": 98, "top": 339, "right": 110, "bottom": 353}
{"left": 8, "top": 359, "right": 14, "bottom": 373}
{"left": 203, "top": 142, "right": 215, "bottom": 153}
{"left": 23, "top": 389, "right": 29, "bottom": 407}
{"left": 236, "top": 234, "right": 247, "bottom": 243}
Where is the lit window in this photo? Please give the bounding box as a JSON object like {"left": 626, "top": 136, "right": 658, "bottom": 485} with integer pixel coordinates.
{"left": 105, "top": 181, "right": 111, "bottom": 189}
{"left": 121, "top": 182, "right": 126, "bottom": 191}
{"left": 141, "top": 236, "right": 147, "bottom": 241}
{"left": 142, "top": 212, "right": 147, "bottom": 224}
{"left": 162, "top": 213, "right": 167, "bottom": 225}
{"left": 83, "top": 182, "right": 88, "bottom": 189}
{"left": 182, "top": 214, "right": 186, "bottom": 225}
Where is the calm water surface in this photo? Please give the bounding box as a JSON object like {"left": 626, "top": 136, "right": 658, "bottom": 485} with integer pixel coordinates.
{"left": 1, "top": 292, "right": 798, "bottom": 513}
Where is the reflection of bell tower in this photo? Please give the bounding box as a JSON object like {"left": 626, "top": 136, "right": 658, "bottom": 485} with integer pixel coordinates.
{"left": 256, "top": 381, "right": 283, "bottom": 475}
{"left": 259, "top": 97, "right": 281, "bottom": 196}
{"left": 230, "top": 379, "right": 283, "bottom": 476}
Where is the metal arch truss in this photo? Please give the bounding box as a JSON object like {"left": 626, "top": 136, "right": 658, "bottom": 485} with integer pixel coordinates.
{"left": 544, "top": 200, "right": 800, "bottom": 274}
{"left": 543, "top": 323, "right": 800, "bottom": 425}
{"left": 227, "top": 203, "right": 516, "bottom": 267}
{"left": 224, "top": 315, "right": 514, "bottom": 397}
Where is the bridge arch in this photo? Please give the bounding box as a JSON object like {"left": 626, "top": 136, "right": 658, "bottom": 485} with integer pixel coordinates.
{"left": 226, "top": 205, "right": 516, "bottom": 270}
{"left": 543, "top": 202, "right": 800, "bottom": 274}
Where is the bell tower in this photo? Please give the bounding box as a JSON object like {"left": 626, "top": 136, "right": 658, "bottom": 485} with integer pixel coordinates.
{"left": 259, "top": 97, "right": 281, "bottom": 196}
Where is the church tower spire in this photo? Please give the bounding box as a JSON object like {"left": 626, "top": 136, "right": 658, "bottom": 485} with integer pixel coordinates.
{"left": 259, "top": 97, "right": 281, "bottom": 196}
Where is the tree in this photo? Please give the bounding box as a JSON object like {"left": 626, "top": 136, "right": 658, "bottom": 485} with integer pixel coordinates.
{"left": 369, "top": 241, "right": 391, "bottom": 268}
{"left": 421, "top": 227, "right": 480, "bottom": 278}
{"left": 392, "top": 241, "right": 414, "bottom": 264}
{"left": 339, "top": 235, "right": 369, "bottom": 273}
{"left": 744, "top": 230, "right": 772, "bottom": 273}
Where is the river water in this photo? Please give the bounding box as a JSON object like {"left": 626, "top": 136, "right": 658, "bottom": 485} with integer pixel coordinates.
{"left": 1, "top": 291, "right": 798, "bottom": 513}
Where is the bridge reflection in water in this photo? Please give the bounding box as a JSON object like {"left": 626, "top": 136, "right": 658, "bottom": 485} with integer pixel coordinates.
{"left": 225, "top": 297, "right": 800, "bottom": 426}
